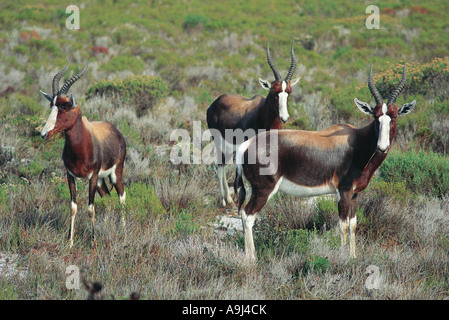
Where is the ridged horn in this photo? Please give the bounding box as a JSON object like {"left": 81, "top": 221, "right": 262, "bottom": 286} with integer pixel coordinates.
{"left": 266, "top": 42, "right": 282, "bottom": 82}
{"left": 387, "top": 63, "right": 406, "bottom": 105}
{"left": 52, "top": 57, "right": 72, "bottom": 96}
{"left": 284, "top": 42, "right": 297, "bottom": 83}
{"left": 58, "top": 59, "right": 89, "bottom": 95}
{"left": 368, "top": 64, "right": 383, "bottom": 106}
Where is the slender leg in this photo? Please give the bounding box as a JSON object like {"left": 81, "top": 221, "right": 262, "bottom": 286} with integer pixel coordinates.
{"left": 215, "top": 137, "right": 233, "bottom": 207}
{"left": 88, "top": 174, "right": 98, "bottom": 247}
{"left": 96, "top": 178, "right": 110, "bottom": 197}
{"left": 67, "top": 171, "right": 77, "bottom": 248}
{"left": 217, "top": 164, "right": 227, "bottom": 207}
{"left": 241, "top": 186, "right": 273, "bottom": 262}
{"left": 338, "top": 189, "right": 356, "bottom": 258}
{"left": 339, "top": 218, "right": 349, "bottom": 246}
{"left": 112, "top": 162, "right": 126, "bottom": 226}
{"left": 222, "top": 138, "right": 235, "bottom": 206}
{"left": 222, "top": 165, "right": 233, "bottom": 205}
{"left": 349, "top": 193, "right": 358, "bottom": 258}
{"left": 241, "top": 209, "right": 257, "bottom": 261}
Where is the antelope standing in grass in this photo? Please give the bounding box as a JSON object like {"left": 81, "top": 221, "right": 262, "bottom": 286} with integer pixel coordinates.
{"left": 207, "top": 42, "right": 301, "bottom": 207}
{"left": 40, "top": 58, "right": 127, "bottom": 248}
{"left": 234, "top": 64, "right": 416, "bottom": 261}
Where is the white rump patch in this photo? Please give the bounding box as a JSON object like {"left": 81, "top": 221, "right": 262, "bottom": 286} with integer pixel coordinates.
{"left": 235, "top": 137, "right": 254, "bottom": 166}
{"left": 99, "top": 164, "right": 117, "bottom": 183}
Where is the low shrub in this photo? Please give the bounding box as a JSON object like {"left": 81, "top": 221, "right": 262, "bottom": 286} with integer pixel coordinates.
{"left": 100, "top": 55, "right": 145, "bottom": 74}
{"left": 166, "top": 209, "right": 201, "bottom": 238}
{"left": 183, "top": 14, "right": 209, "bottom": 31}
{"left": 304, "top": 254, "right": 329, "bottom": 274}
{"left": 85, "top": 75, "right": 168, "bottom": 116}
{"left": 380, "top": 149, "right": 449, "bottom": 198}
{"left": 124, "top": 182, "right": 166, "bottom": 221}
{"left": 365, "top": 58, "right": 449, "bottom": 102}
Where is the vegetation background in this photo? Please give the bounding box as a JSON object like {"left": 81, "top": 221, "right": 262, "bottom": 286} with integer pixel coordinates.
{"left": 1, "top": 0, "right": 449, "bottom": 299}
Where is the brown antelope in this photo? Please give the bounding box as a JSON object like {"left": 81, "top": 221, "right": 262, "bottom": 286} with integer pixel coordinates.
{"left": 40, "top": 58, "right": 127, "bottom": 248}
{"left": 207, "top": 42, "right": 301, "bottom": 207}
{"left": 234, "top": 64, "right": 416, "bottom": 261}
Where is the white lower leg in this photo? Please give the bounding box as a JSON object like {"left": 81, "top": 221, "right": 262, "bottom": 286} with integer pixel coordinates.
{"left": 222, "top": 167, "right": 233, "bottom": 205}
{"left": 241, "top": 209, "right": 256, "bottom": 261}
{"left": 119, "top": 191, "right": 126, "bottom": 206}
{"left": 217, "top": 165, "right": 226, "bottom": 207}
{"left": 349, "top": 215, "right": 357, "bottom": 258}
{"left": 339, "top": 217, "right": 349, "bottom": 246}
{"left": 88, "top": 204, "right": 95, "bottom": 244}
{"left": 120, "top": 191, "right": 126, "bottom": 227}
{"left": 70, "top": 202, "right": 77, "bottom": 248}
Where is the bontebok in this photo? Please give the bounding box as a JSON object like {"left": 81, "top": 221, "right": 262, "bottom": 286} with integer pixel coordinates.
{"left": 40, "top": 57, "right": 127, "bottom": 248}
{"left": 207, "top": 42, "right": 301, "bottom": 207}
{"left": 234, "top": 64, "right": 416, "bottom": 261}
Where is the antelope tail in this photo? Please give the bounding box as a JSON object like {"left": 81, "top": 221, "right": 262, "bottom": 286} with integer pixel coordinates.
{"left": 233, "top": 163, "right": 246, "bottom": 210}
{"left": 234, "top": 139, "right": 252, "bottom": 210}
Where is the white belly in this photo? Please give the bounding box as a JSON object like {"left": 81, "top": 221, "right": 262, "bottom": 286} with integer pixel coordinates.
{"left": 278, "top": 177, "right": 337, "bottom": 198}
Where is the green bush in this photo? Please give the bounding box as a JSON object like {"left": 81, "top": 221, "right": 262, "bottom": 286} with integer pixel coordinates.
{"left": 329, "top": 86, "right": 365, "bottom": 121}
{"left": 15, "top": 93, "right": 44, "bottom": 116}
{"left": 100, "top": 55, "right": 145, "bottom": 74}
{"left": 304, "top": 254, "right": 329, "bottom": 274}
{"left": 314, "top": 197, "right": 338, "bottom": 230}
{"left": 166, "top": 209, "right": 200, "bottom": 237}
{"left": 284, "top": 114, "right": 313, "bottom": 131}
{"left": 86, "top": 75, "right": 168, "bottom": 116}
{"left": 183, "top": 13, "right": 209, "bottom": 30}
{"left": 285, "top": 229, "right": 310, "bottom": 254}
{"left": 120, "top": 182, "right": 166, "bottom": 222}
{"left": 372, "top": 58, "right": 449, "bottom": 101}
{"left": 380, "top": 149, "right": 449, "bottom": 198}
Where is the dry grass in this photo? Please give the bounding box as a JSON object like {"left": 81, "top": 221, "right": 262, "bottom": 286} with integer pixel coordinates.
{"left": 1, "top": 0, "right": 449, "bottom": 301}
{"left": 1, "top": 86, "right": 449, "bottom": 301}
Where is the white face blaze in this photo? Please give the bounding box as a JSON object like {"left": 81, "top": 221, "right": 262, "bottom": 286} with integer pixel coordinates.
{"left": 278, "top": 81, "right": 289, "bottom": 123}
{"left": 41, "top": 98, "right": 58, "bottom": 138}
{"left": 377, "top": 103, "right": 391, "bottom": 153}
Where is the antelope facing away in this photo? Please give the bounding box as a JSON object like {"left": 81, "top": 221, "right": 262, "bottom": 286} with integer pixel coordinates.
{"left": 40, "top": 57, "right": 127, "bottom": 248}
{"left": 207, "top": 42, "right": 301, "bottom": 207}
{"left": 234, "top": 64, "right": 416, "bottom": 261}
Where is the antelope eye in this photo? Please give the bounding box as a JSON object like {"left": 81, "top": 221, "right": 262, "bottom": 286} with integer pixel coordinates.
{"left": 58, "top": 103, "right": 71, "bottom": 111}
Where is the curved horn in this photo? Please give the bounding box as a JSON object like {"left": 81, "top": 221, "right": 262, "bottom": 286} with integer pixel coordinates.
{"left": 52, "top": 57, "right": 72, "bottom": 96}
{"left": 58, "top": 59, "right": 89, "bottom": 95}
{"left": 266, "top": 42, "right": 282, "bottom": 82}
{"left": 368, "top": 64, "right": 383, "bottom": 106}
{"left": 284, "top": 42, "right": 297, "bottom": 83}
{"left": 387, "top": 63, "right": 406, "bottom": 105}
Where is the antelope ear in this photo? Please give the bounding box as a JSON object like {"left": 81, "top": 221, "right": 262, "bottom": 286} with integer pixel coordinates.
{"left": 69, "top": 94, "right": 76, "bottom": 108}
{"left": 289, "top": 76, "right": 301, "bottom": 87}
{"left": 398, "top": 100, "right": 416, "bottom": 116}
{"left": 354, "top": 98, "right": 374, "bottom": 115}
{"left": 259, "top": 78, "right": 271, "bottom": 90}
{"left": 39, "top": 90, "right": 53, "bottom": 103}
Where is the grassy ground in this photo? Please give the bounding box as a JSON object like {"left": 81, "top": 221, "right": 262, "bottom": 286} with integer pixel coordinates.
{"left": 1, "top": 0, "right": 449, "bottom": 299}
